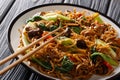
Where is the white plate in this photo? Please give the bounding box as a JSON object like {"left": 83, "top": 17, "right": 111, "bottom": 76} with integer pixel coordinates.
{"left": 8, "top": 3, "right": 120, "bottom": 80}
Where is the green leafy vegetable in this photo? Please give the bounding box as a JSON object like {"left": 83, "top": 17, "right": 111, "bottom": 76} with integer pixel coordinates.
{"left": 22, "top": 34, "right": 30, "bottom": 46}
{"left": 26, "top": 16, "right": 42, "bottom": 23}
{"left": 55, "top": 66, "right": 69, "bottom": 73}
{"left": 94, "top": 16, "right": 103, "bottom": 24}
{"left": 71, "top": 27, "right": 82, "bottom": 34}
{"left": 59, "top": 21, "right": 62, "bottom": 27}
{"left": 38, "top": 23, "right": 48, "bottom": 31}
{"left": 57, "top": 14, "right": 71, "bottom": 21}
{"left": 33, "top": 16, "right": 42, "bottom": 21}
{"left": 92, "top": 13, "right": 103, "bottom": 24}
{"left": 56, "top": 36, "right": 74, "bottom": 46}
{"left": 96, "top": 39, "right": 117, "bottom": 59}
{"left": 62, "top": 56, "right": 74, "bottom": 69}
{"left": 41, "top": 12, "right": 71, "bottom": 21}
{"left": 31, "top": 57, "right": 52, "bottom": 70}
{"left": 22, "top": 22, "right": 37, "bottom": 46}
{"left": 91, "top": 52, "right": 118, "bottom": 66}
{"left": 26, "top": 18, "right": 34, "bottom": 23}
{"left": 81, "top": 16, "right": 86, "bottom": 20}
{"left": 41, "top": 15, "right": 57, "bottom": 21}
{"left": 55, "top": 56, "right": 74, "bottom": 73}
{"left": 90, "top": 46, "right": 97, "bottom": 53}
{"left": 61, "top": 38, "right": 74, "bottom": 46}
{"left": 49, "top": 25, "right": 58, "bottom": 31}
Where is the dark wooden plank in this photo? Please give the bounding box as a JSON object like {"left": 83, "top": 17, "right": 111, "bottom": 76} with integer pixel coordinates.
{"left": 29, "top": 73, "right": 35, "bottom": 80}
{"left": 64, "top": 0, "right": 110, "bottom": 14}
{"left": 0, "top": 0, "right": 15, "bottom": 23}
{"left": 1, "top": 64, "right": 31, "bottom": 80}
{"left": 0, "top": 0, "right": 120, "bottom": 80}
{"left": 78, "top": 0, "right": 92, "bottom": 7}
{"left": 107, "top": 0, "right": 120, "bottom": 25}
{"left": 90, "top": 0, "right": 110, "bottom": 14}
{"left": 64, "top": 0, "right": 92, "bottom": 7}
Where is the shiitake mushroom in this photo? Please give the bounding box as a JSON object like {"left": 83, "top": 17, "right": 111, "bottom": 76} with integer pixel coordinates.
{"left": 76, "top": 39, "right": 88, "bottom": 49}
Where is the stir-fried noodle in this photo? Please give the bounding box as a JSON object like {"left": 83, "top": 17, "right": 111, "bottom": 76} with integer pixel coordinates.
{"left": 18, "top": 9, "right": 120, "bottom": 80}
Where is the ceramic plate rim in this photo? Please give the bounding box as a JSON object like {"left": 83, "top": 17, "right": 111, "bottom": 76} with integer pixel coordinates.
{"left": 7, "top": 3, "right": 120, "bottom": 80}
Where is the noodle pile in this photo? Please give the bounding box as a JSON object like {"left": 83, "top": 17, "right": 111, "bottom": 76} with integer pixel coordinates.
{"left": 18, "top": 9, "right": 120, "bottom": 80}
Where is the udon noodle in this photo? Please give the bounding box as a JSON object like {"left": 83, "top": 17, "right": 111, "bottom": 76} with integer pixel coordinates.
{"left": 18, "top": 9, "right": 120, "bottom": 80}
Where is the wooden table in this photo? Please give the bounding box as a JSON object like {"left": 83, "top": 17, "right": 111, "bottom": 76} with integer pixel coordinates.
{"left": 0, "top": 0, "right": 120, "bottom": 80}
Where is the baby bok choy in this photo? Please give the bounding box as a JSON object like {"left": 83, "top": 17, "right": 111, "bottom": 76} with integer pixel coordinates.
{"left": 26, "top": 12, "right": 72, "bottom": 23}
{"left": 96, "top": 39, "right": 117, "bottom": 59}
{"left": 55, "top": 56, "right": 74, "bottom": 73}
{"left": 91, "top": 52, "right": 118, "bottom": 66}
{"left": 31, "top": 57, "right": 52, "bottom": 70}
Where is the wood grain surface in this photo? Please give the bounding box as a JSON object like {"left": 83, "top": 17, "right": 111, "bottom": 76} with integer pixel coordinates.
{"left": 0, "top": 0, "right": 120, "bottom": 80}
